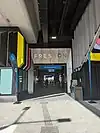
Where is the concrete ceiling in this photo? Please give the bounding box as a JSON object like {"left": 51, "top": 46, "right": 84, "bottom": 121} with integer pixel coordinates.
{"left": 36, "top": 0, "right": 90, "bottom": 48}
{"left": 0, "top": 0, "right": 40, "bottom": 43}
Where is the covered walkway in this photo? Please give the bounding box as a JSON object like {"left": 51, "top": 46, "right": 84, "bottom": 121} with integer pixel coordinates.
{"left": 33, "top": 83, "right": 65, "bottom": 98}
{"left": 0, "top": 94, "right": 100, "bottom": 133}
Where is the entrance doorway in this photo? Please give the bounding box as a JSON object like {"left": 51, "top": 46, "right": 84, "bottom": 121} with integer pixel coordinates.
{"left": 33, "top": 64, "right": 67, "bottom": 98}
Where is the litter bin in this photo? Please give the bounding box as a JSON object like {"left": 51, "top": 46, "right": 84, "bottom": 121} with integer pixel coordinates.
{"left": 75, "top": 86, "right": 83, "bottom": 100}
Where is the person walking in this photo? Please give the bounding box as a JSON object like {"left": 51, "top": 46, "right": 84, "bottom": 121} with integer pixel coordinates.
{"left": 45, "top": 79, "right": 48, "bottom": 87}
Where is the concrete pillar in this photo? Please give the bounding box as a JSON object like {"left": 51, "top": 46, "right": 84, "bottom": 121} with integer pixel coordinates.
{"left": 28, "top": 64, "right": 34, "bottom": 94}
{"left": 67, "top": 50, "right": 72, "bottom": 93}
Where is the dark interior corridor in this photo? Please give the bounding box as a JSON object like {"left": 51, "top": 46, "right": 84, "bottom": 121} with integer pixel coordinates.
{"left": 33, "top": 64, "right": 67, "bottom": 98}
{"left": 33, "top": 83, "right": 64, "bottom": 98}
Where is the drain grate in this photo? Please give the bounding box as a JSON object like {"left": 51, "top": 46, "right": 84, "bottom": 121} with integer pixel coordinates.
{"left": 23, "top": 106, "right": 30, "bottom": 110}
{"left": 57, "top": 118, "right": 71, "bottom": 123}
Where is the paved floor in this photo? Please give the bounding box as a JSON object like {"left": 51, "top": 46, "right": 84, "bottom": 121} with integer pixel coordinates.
{"left": 85, "top": 100, "right": 100, "bottom": 110}
{"left": 1, "top": 94, "right": 100, "bottom": 133}
{"left": 34, "top": 83, "right": 64, "bottom": 98}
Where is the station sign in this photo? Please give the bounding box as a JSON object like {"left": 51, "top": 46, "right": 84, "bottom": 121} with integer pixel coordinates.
{"left": 32, "top": 48, "right": 70, "bottom": 64}
{"left": 39, "top": 65, "right": 62, "bottom": 70}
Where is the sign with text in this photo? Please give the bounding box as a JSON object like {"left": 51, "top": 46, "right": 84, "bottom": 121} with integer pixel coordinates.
{"left": 39, "top": 65, "right": 62, "bottom": 70}
{"left": 31, "top": 48, "right": 70, "bottom": 64}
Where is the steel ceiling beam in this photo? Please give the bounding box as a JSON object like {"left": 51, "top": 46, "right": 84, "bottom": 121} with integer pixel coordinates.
{"left": 38, "top": 0, "right": 48, "bottom": 43}
{"left": 58, "top": 0, "right": 69, "bottom": 36}
{"left": 29, "top": 41, "right": 72, "bottom": 48}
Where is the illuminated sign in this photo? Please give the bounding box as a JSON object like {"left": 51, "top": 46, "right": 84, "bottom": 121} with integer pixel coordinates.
{"left": 48, "top": 69, "right": 55, "bottom": 72}
{"left": 17, "top": 32, "right": 24, "bottom": 68}
{"left": 39, "top": 65, "right": 62, "bottom": 70}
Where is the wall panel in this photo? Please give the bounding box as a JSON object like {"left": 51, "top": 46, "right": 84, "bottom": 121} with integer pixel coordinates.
{"left": 0, "top": 32, "right": 7, "bottom": 66}
{"left": 72, "top": 0, "right": 98, "bottom": 69}
{"left": 94, "top": 0, "right": 100, "bottom": 29}
{"left": 88, "top": 0, "right": 96, "bottom": 42}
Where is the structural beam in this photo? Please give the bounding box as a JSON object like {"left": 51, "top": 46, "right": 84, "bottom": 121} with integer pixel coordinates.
{"left": 29, "top": 42, "right": 72, "bottom": 48}
{"left": 71, "top": 0, "right": 90, "bottom": 31}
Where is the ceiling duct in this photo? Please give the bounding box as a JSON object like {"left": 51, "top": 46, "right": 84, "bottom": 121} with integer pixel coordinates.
{"left": 38, "top": 0, "right": 48, "bottom": 43}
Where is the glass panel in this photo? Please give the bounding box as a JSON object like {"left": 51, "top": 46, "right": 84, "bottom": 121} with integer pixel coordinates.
{"left": 0, "top": 68, "right": 12, "bottom": 94}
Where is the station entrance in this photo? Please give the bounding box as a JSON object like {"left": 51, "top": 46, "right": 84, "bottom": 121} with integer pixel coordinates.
{"left": 33, "top": 64, "right": 67, "bottom": 98}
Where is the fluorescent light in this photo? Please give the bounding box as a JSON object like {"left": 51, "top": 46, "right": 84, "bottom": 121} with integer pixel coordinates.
{"left": 51, "top": 36, "right": 56, "bottom": 39}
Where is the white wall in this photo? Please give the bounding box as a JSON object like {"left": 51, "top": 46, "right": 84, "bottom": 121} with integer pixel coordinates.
{"left": 67, "top": 49, "right": 72, "bottom": 93}
{"left": 72, "top": 0, "right": 99, "bottom": 69}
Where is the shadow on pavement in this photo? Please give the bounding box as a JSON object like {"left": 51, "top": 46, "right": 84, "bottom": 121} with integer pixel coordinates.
{"left": 16, "top": 118, "right": 71, "bottom": 125}
{"left": 0, "top": 104, "right": 71, "bottom": 131}
{"left": 0, "top": 106, "right": 30, "bottom": 131}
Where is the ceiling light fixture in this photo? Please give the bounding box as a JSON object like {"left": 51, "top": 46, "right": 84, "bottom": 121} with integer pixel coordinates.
{"left": 51, "top": 36, "right": 57, "bottom": 39}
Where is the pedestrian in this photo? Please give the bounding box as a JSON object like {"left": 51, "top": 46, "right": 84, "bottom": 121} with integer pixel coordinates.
{"left": 45, "top": 79, "right": 48, "bottom": 87}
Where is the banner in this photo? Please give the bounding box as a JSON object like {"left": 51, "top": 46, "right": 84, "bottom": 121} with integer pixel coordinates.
{"left": 17, "top": 32, "right": 25, "bottom": 68}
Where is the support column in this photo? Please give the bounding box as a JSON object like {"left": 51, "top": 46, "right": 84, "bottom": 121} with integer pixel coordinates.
{"left": 28, "top": 68, "right": 34, "bottom": 94}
